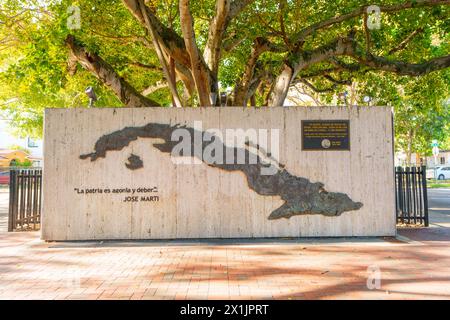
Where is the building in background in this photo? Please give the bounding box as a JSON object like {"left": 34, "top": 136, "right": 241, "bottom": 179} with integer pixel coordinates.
{"left": 395, "top": 151, "right": 450, "bottom": 167}
{"left": 421, "top": 151, "right": 450, "bottom": 167}
{"left": 0, "top": 118, "right": 43, "bottom": 167}
{"left": 0, "top": 149, "right": 31, "bottom": 167}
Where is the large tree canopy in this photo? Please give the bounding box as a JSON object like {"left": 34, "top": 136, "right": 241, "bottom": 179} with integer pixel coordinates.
{"left": 0, "top": 0, "right": 449, "bottom": 151}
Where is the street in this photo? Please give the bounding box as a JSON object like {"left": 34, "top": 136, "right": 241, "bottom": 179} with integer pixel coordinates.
{"left": 428, "top": 188, "right": 450, "bottom": 217}
{"left": 424, "top": 188, "right": 450, "bottom": 233}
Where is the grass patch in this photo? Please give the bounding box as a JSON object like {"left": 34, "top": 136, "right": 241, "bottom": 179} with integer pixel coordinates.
{"left": 428, "top": 181, "right": 450, "bottom": 188}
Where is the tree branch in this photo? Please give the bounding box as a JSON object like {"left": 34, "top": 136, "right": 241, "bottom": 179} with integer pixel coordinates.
{"left": 287, "top": 85, "right": 324, "bottom": 106}
{"left": 291, "top": 37, "right": 356, "bottom": 74}
{"left": 246, "top": 68, "right": 270, "bottom": 105}
{"left": 65, "top": 35, "right": 160, "bottom": 107}
{"left": 223, "top": 34, "right": 245, "bottom": 52}
{"left": 299, "top": 67, "right": 342, "bottom": 79}
{"left": 270, "top": 30, "right": 449, "bottom": 106}
{"left": 234, "top": 38, "right": 274, "bottom": 105}
{"left": 228, "top": 0, "right": 255, "bottom": 21}
{"left": 142, "top": 81, "right": 168, "bottom": 96}
{"left": 354, "top": 52, "right": 450, "bottom": 76}
{"left": 291, "top": 0, "right": 450, "bottom": 44}
{"left": 363, "top": 12, "right": 372, "bottom": 54}
{"left": 389, "top": 28, "right": 424, "bottom": 55}
{"left": 129, "top": 61, "right": 162, "bottom": 71}
{"left": 204, "top": 0, "right": 230, "bottom": 76}
{"left": 204, "top": 0, "right": 255, "bottom": 76}
{"left": 323, "top": 74, "right": 352, "bottom": 86}
{"left": 328, "top": 57, "right": 362, "bottom": 72}
{"left": 179, "top": 0, "right": 212, "bottom": 106}
{"left": 293, "top": 35, "right": 450, "bottom": 77}
{"left": 122, "top": 0, "right": 190, "bottom": 67}
{"left": 137, "top": 0, "right": 182, "bottom": 107}
{"left": 298, "top": 79, "right": 337, "bottom": 93}
{"left": 278, "top": 0, "right": 291, "bottom": 48}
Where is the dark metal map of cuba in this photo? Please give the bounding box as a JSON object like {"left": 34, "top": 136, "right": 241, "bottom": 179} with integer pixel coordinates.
{"left": 80, "top": 123, "right": 363, "bottom": 220}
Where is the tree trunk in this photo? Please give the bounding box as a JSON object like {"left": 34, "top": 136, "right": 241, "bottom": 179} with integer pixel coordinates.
{"left": 137, "top": 0, "right": 182, "bottom": 108}
{"left": 204, "top": 0, "right": 230, "bottom": 77}
{"left": 169, "top": 57, "right": 178, "bottom": 107}
{"left": 268, "top": 64, "right": 294, "bottom": 106}
{"left": 234, "top": 38, "right": 270, "bottom": 106}
{"left": 179, "top": 0, "right": 212, "bottom": 106}
{"left": 66, "top": 35, "right": 160, "bottom": 108}
{"left": 250, "top": 94, "right": 256, "bottom": 107}
{"left": 122, "top": 0, "right": 191, "bottom": 68}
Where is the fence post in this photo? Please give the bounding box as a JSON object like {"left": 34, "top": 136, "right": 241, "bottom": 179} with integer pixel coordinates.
{"left": 421, "top": 165, "right": 429, "bottom": 227}
{"left": 397, "top": 166, "right": 404, "bottom": 224}
{"left": 412, "top": 167, "right": 417, "bottom": 224}
{"left": 417, "top": 166, "right": 424, "bottom": 224}
{"left": 8, "top": 170, "right": 15, "bottom": 232}
{"left": 394, "top": 166, "right": 398, "bottom": 223}
{"left": 32, "top": 169, "right": 37, "bottom": 230}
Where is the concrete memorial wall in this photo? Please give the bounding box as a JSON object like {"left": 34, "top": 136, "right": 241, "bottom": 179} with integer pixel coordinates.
{"left": 42, "top": 106, "right": 395, "bottom": 240}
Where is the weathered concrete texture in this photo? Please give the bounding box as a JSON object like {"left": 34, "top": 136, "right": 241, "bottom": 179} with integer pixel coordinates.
{"left": 80, "top": 123, "right": 363, "bottom": 220}
{"left": 125, "top": 154, "right": 143, "bottom": 170}
{"left": 43, "top": 107, "right": 395, "bottom": 239}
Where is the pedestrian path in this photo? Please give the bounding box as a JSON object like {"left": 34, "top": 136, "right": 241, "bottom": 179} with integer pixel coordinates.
{"left": 0, "top": 230, "right": 449, "bottom": 300}
{"left": 0, "top": 188, "right": 449, "bottom": 300}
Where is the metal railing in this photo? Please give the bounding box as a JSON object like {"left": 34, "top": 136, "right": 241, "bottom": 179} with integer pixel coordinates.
{"left": 5, "top": 166, "right": 430, "bottom": 230}
{"left": 395, "top": 166, "right": 429, "bottom": 226}
{"left": 8, "top": 169, "right": 42, "bottom": 231}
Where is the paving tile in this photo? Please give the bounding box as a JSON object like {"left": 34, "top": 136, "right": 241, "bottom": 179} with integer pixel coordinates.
{"left": 0, "top": 230, "right": 449, "bottom": 299}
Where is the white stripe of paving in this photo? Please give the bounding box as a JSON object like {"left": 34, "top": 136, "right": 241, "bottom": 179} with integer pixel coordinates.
{"left": 395, "top": 234, "right": 424, "bottom": 246}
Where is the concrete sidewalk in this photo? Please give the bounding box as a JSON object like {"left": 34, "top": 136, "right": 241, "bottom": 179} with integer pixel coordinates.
{"left": 0, "top": 231, "right": 449, "bottom": 300}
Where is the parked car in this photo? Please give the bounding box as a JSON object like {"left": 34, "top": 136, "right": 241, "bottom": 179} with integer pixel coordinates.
{"left": 427, "top": 166, "right": 450, "bottom": 180}
{"left": 437, "top": 166, "right": 450, "bottom": 180}
{"left": 426, "top": 167, "right": 441, "bottom": 179}
{"left": 0, "top": 171, "right": 10, "bottom": 185}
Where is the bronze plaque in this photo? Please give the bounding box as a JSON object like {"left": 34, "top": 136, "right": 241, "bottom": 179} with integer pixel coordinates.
{"left": 302, "top": 120, "right": 350, "bottom": 151}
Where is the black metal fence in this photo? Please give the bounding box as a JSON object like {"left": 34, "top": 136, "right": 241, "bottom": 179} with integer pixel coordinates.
{"left": 5, "top": 166, "right": 430, "bottom": 230}
{"left": 8, "top": 169, "right": 42, "bottom": 231}
{"left": 395, "top": 166, "right": 429, "bottom": 226}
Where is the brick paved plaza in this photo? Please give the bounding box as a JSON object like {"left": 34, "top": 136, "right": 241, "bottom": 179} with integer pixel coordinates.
{"left": 0, "top": 231, "right": 449, "bottom": 300}
{"left": 0, "top": 189, "right": 449, "bottom": 300}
